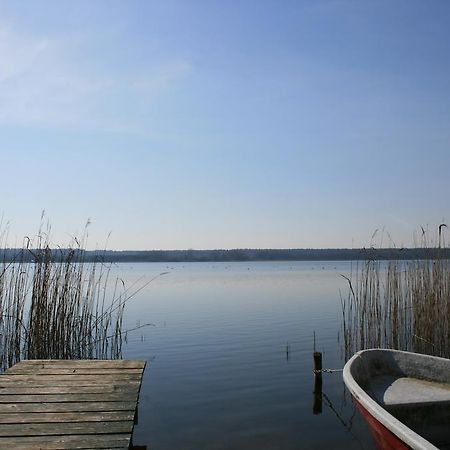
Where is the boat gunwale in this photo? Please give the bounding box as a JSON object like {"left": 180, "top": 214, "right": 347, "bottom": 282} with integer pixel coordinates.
{"left": 343, "top": 348, "right": 444, "bottom": 450}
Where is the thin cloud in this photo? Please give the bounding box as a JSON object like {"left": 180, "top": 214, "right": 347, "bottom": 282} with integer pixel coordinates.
{"left": 0, "top": 26, "right": 50, "bottom": 83}
{"left": 0, "top": 22, "right": 192, "bottom": 133}
{"left": 131, "top": 62, "right": 192, "bottom": 93}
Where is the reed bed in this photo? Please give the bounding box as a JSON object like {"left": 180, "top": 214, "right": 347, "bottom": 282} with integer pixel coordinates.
{"left": 0, "top": 230, "right": 133, "bottom": 371}
{"left": 341, "top": 229, "right": 450, "bottom": 361}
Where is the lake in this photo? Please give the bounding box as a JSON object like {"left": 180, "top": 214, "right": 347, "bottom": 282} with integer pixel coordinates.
{"left": 114, "top": 261, "right": 375, "bottom": 449}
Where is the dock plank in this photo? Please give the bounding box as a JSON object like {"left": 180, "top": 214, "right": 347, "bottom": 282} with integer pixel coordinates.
{"left": 0, "top": 374, "right": 142, "bottom": 383}
{"left": 0, "top": 385, "right": 140, "bottom": 395}
{"left": 0, "top": 392, "right": 139, "bottom": 403}
{"left": 0, "top": 410, "right": 135, "bottom": 423}
{"left": 0, "top": 378, "right": 141, "bottom": 387}
{"left": 0, "top": 434, "right": 131, "bottom": 449}
{"left": 9, "top": 360, "right": 145, "bottom": 369}
{"left": 0, "top": 359, "right": 146, "bottom": 449}
{"left": 0, "top": 421, "right": 134, "bottom": 436}
{"left": 0, "top": 401, "right": 137, "bottom": 413}
{"left": 5, "top": 368, "right": 144, "bottom": 375}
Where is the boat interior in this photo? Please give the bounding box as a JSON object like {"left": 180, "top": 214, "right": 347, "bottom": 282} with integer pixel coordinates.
{"left": 349, "top": 350, "right": 450, "bottom": 449}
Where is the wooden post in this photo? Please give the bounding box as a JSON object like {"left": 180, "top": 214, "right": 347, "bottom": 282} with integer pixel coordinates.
{"left": 313, "top": 351, "right": 323, "bottom": 415}
{"left": 313, "top": 351, "right": 322, "bottom": 373}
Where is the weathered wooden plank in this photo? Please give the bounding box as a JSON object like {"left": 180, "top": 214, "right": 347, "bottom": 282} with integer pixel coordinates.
{"left": 0, "top": 378, "right": 141, "bottom": 387}
{"left": 0, "top": 410, "right": 135, "bottom": 424}
{"left": 5, "top": 368, "right": 143, "bottom": 375}
{"left": 0, "top": 374, "right": 142, "bottom": 383}
{"left": 0, "top": 420, "right": 134, "bottom": 436}
{"left": 1, "top": 376, "right": 138, "bottom": 386}
{"left": 9, "top": 360, "right": 145, "bottom": 369}
{"left": 0, "top": 434, "right": 130, "bottom": 449}
{"left": 0, "top": 401, "right": 137, "bottom": 413}
{"left": 0, "top": 392, "right": 139, "bottom": 403}
{"left": 0, "top": 384, "right": 140, "bottom": 395}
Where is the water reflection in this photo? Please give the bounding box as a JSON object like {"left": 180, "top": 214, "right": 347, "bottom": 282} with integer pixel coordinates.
{"left": 111, "top": 262, "right": 376, "bottom": 449}
{"left": 311, "top": 366, "right": 369, "bottom": 449}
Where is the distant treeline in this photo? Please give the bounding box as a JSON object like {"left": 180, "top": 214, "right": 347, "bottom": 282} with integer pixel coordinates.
{"left": 1, "top": 247, "right": 450, "bottom": 263}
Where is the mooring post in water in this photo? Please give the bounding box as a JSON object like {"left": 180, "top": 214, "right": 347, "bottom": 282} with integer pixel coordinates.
{"left": 312, "top": 332, "right": 323, "bottom": 415}
{"left": 313, "top": 351, "right": 323, "bottom": 414}
{"left": 313, "top": 351, "right": 322, "bottom": 373}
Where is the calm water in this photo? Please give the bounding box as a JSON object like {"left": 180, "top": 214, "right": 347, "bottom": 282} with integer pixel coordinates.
{"left": 113, "top": 261, "right": 375, "bottom": 449}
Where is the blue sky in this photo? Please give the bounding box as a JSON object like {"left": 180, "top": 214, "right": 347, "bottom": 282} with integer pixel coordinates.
{"left": 1, "top": 0, "right": 449, "bottom": 249}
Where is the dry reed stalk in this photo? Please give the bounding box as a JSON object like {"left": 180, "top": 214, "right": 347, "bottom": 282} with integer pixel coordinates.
{"left": 342, "top": 229, "right": 450, "bottom": 360}
{"left": 0, "top": 226, "right": 130, "bottom": 371}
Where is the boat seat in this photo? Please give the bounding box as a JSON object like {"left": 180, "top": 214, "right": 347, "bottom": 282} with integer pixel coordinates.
{"left": 369, "top": 375, "right": 450, "bottom": 407}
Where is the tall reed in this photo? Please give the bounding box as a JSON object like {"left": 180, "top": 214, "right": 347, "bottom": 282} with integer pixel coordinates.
{"left": 341, "top": 228, "right": 450, "bottom": 360}
{"left": 0, "top": 226, "right": 132, "bottom": 371}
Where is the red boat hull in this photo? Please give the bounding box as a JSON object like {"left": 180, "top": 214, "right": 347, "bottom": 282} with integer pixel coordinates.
{"left": 356, "top": 401, "right": 411, "bottom": 450}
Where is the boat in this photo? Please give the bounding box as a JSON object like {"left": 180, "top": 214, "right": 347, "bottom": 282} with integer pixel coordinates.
{"left": 343, "top": 349, "right": 450, "bottom": 450}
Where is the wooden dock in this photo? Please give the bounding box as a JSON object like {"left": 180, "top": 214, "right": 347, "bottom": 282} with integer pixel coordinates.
{"left": 0, "top": 359, "right": 146, "bottom": 449}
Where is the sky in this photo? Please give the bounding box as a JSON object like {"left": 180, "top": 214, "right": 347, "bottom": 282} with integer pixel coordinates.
{"left": 1, "top": 0, "right": 450, "bottom": 250}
